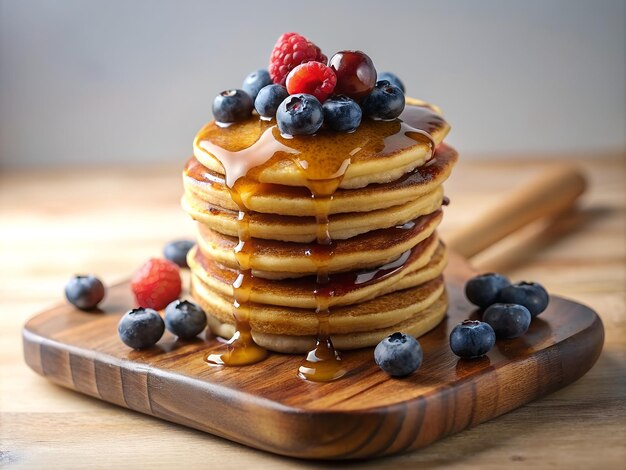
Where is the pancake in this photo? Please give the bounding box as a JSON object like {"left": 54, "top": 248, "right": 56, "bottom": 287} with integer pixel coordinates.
{"left": 183, "top": 144, "right": 457, "bottom": 216}
{"left": 183, "top": 185, "right": 443, "bottom": 242}
{"left": 183, "top": 90, "right": 455, "bottom": 365}
{"left": 191, "top": 272, "right": 444, "bottom": 336}
{"left": 188, "top": 238, "right": 446, "bottom": 308}
{"left": 193, "top": 98, "right": 450, "bottom": 190}
{"left": 196, "top": 211, "right": 443, "bottom": 278}
{"left": 204, "top": 291, "right": 448, "bottom": 353}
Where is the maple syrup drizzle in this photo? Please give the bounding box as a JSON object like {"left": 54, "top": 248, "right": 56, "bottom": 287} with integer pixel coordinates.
{"left": 197, "top": 103, "right": 445, "bottom": 375}
{"left": 205, "top": 185, "right": 268, "bottom": 366}
{"left": 298, "top": 179, "right": 347, "bottom": 382}
{"left": 194, "top": 223, "right": 438, "bottom": 293}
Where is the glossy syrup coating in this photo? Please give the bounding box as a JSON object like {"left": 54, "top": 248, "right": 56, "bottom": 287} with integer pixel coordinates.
{"left": 198, "top": 102, "right": 445, "bottom": 380}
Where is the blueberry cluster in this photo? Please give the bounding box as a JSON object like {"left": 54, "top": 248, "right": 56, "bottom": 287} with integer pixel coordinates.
{"left": 450, "top": 274, "right": 550, "bottom": 359}
{"left": 118, "top": 299, "right": 208, "bottom": 349}
{"left": 212, "top": 49, "right": 407, "bottom": 136}
{"left": 373, "top": 274, "right": 551, "bottom": 373}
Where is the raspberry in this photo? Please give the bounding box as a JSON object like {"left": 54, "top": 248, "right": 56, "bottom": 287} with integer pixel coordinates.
{"left": 286, "top": 62, "right": 336, "bottom": 103}
{"left": 131, "top": 258, "right": 182, "bottom": 310}
{"left": 269, "top": 32, "right": 327, "bottom": 86}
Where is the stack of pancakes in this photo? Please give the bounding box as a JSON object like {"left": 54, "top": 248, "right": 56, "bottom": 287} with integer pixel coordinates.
{"left": 182, "top": 98, "right": 457, "bottom": 353}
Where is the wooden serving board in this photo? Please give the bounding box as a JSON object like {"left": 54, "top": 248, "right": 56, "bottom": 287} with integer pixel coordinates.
{"left": 22, "top": 251, "right": 603, "bottom": 460}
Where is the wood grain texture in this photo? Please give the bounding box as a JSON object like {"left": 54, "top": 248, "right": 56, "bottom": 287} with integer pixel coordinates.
{"left": 21, "top": 251, "right": 603, "bottom": 459}
{"left": 2, "top": 154, "right": 625, "bottom": 468}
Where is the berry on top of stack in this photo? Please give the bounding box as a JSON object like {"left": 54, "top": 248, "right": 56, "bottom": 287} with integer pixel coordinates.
{"left": 212, "top": 32, "right": 408, "bottom": 136}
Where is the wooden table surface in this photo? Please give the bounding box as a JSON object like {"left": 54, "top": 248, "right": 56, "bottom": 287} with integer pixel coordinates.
{"left": 1, "top": 154, "right": 624, "bottom": 469}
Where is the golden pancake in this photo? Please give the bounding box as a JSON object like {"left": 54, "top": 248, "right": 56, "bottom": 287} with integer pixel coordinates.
{"left": 188, "top": 238, "right": 446, "bottom": 308}
{"left": 191, "top": 273, "right": 444, "bottom": 336}
{"left": 183, "top": 186, "right": 443, "bottom": 242}
{"left": 196, "top": 211, "right": 443, "bottom": 278}
{"left": 204, "top": 291, "right": 448, "bottom": 353}
{"left": 193, "top": 98, "right": 450, "bottom": 191}
{"left": 183, "top": 144, "right": 457, "bottom": 216}
{"left": 184, "top": 88, "right": 455, "bottom": 367}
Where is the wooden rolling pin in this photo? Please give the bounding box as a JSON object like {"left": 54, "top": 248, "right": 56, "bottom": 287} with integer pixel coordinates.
{"left": 447, "top": 165, "right": 587, "bottom": 259}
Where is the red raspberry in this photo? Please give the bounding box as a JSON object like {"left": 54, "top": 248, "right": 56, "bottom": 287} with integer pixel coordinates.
{"left": 269, "top": 32, "right": 327, "bottom": 86}
{"left": 286, "top": 62, "right": 337, "bottom": 103}
{"left": 131, "top": 258, "right": 182, "bottom": 310}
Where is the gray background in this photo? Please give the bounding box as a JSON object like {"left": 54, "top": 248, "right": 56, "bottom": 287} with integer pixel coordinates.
{"left": 1, "top": 0, "right": 624, "bottom": 169}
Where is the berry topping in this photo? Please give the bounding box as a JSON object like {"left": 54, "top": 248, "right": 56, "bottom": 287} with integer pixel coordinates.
{"left": 118, "top": 307, "right": 165, "bottom": 349}
{"left": 322, "top": 96, "right": 362, "bottom": 132}
{"left": 362, "top": 80, "right": 405, "bottom": 120}
{"left": 465, "top": 272, "right": 511, "bottom": 309}
{"left": 378, "top": 71, "right": 406, "bottom": 93}
{"left": 242, "top": 69, "right": 272, "bottom": 101}
{"left": 269, "top": 32, "right": 327, "bottom": 86}
{"left": 449, "top": 320, "right": 496, "bottom": 359}
{"left": 276, "top": 93, "right": 324, "bottom": 136}
{"left": 163, "top": 239, "right": 195, "bottom": 268}
{"left": 254, "top": 84, "right": 289, "bottom": 118}
{"left": 131, "top": 258, "right": 182, "bottom": 310}
{"left": 164, "top": 299, "right": 207, "bottom": 340}
{"left": 212, "top": 89, "right": 253, "bottom": 123}
{"left": 65, "top": 275, "right": 105, "bottom": 310}
{"left": 374, "top": 332, "right": 423, "bottom": 377}
{"left": 328, "top": 50, "right": 377, "bottom": 99}
{"left": 286, "top": 62, "right": 336, "bottom": 103}
{"left": 498, "top": 281, "right": 550, "bottom": 317}
{"left": 483, "top": 303, "right": 532, "bottom": 339}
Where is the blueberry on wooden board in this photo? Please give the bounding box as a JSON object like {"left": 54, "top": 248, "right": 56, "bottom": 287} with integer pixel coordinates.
{"left": 65, "top": 275, "right": 105, "bottom": 310}
{"left": 465, "top": 273, "right": 511, "bottom": 308}
{"left": 483, "top": 303, "right": 531, "bottom": 339}
{"left": 118, "top": 308, "right": 165, "bottom": 349}
{"left": 499, "top": 281, "right": 550, "bottom": 317}
{"left": 374, "top": 332, "right": 423, "bottom": 377}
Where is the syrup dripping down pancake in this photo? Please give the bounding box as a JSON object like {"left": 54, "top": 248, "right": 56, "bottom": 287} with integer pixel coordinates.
{"left": 195, "top": 284, "right": 448, "bottom": 352}
{"left": 183, "top": 186, "right": 443, "bottom": 242}
{"left": 183, "top": 144, "right": 457, "bottom": 216}
{"left": 195, "top": 211, "right": 443, "bottom": 278}
{"left": 188, "top": 239, "right": 446, "bottom": 309}
{"left": 191, "top": 272, "right": 445, "bottom": 337}
{"left": 245, "top": 293, "right": 448, "bottom": 353}
{"left": 193, "top": 98, "right": 450, "bottom": 190}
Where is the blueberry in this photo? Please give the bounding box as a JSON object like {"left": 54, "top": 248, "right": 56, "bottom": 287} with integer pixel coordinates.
{"left": 449, "top": 320, "right": 496, "bottom": 358}
{"left": 164, "top": 299, "right": 207, "bottom": 340}
{"left": 212, "top": 89, "right": 253, "bottom": 123}
{"left": 483, "top": 303, "right": 531, "bottom": 339}
{"left": 254, "top": 84, "right": 289, "bottom": 118}
{"left": 465, "top": 273, "right": 511, "bottom": 308}
{"left": 163, "top": 239, "right": 195, "bottom": 268}
{"left": 322, "top": 96, "right": 362, "bottom": 132}
{"left": 377, "top": 72, "right": 405, "bottom": 93}
{"left": 374, "top": 332, "right": 423, "bottom": 377}
{"left": 362, "top": 80, "right": 405, "bottom": 120}
{"left": 118, "top": 308, "right": 164, "bottom": 349}
{"left": 276, "top": 93, "right": 324, "bottom": 136}
{"left": 242, "top": 69, "right": 272, "bottom": 101}
{"left": 498, "top": 281, "right": 550, "bottom": 317}
{"left": 65, "top": 275, "right": 105, "bottom": 310}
